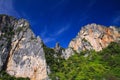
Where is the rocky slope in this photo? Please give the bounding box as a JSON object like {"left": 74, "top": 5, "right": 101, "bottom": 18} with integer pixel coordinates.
{"left": 0, "top": 15, "right": 47, "bottom": 80}
{"left": 63, "top": 23, "right": 120, "bottom": 59}
{"left": 0, "top": 14, "right": 120, "bottom": 80}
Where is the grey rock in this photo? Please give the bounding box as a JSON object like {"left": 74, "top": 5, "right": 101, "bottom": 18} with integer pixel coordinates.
{"left": 62, "top": 47, "right": 74, "bottom": 59}
{"left": 63, "top": 23, "right": 120, "bottom": 59}
{"left": 0, "top": 15, "right": 48, "bottom": 80}
{"left": 54, "top": 42, "right": 61, "bottom": 53}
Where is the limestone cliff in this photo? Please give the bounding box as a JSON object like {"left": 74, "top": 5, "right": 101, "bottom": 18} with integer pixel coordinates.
{"left": 69, "top": 23, "right": 120, "bottom": 52}
{"left": 0, "top": 14, "right": 120, "bottom": 79}
{"left": 0, "top": 15, "right": 48, "bottom": 80}
{"left": 62, "top": 23, "right": 120, "bottom": 59}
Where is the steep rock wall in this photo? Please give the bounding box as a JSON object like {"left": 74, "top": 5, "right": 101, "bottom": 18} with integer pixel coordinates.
{"left": 0, "top": 15, "right": 48, "bottom": 80}
{"left": 69, "top": 23, "right": 120, "bottom": 52}
{"left": 63, "top": 23, "right": 120, "bottom": 59}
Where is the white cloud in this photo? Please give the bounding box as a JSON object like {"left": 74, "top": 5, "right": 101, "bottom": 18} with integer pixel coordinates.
{"left": 40, "top": 26, "right": 47, "bottom": 38}
{"left": 43, "top": 37, "right": 55, "bottom": 43}
{"left": 40, "top": 24, "right": 70, "bottom": 44}
{"left": 40, "top": 26, "right": 55, "bottom": 43}
{"left": 77, "top": 0, "right": 96, "bottom": 24}
{"left": 48, "top": 24, "right": 70, "bottom": 37}
{"left": 112, "top": 15, "right": 120, "bottom": 25}
{"left": 0, "top": 0, "right": 19, "bottom": 16}
{"left": 55, "top": 24, "right": 69, "bottom": 36}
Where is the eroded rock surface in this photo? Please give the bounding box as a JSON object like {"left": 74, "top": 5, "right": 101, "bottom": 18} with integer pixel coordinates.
{"left": 63, "top": 23, "right": 120, "bottom": 59}
{"left": 0, "top": 15, "right": 120, "bottom": 79}
{"left": 69, "top": 23, "right": 120, "bottom": 52}
{"left": 0, "top": 15, "right": 48, "bottom": 80}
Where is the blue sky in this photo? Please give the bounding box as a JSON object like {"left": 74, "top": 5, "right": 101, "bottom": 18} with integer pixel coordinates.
{"left": 0, "top": 0, "right": 120, "bottom": 48}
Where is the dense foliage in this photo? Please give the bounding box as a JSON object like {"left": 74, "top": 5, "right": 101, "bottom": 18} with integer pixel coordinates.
{"left": 0, "top": 71, "right": 30, "bottom": 80}
{"left": 43, "top": 45, "right": 65, "bottom": 74}
{"left": 44, "top": 42, "right": 120, "bottom": 80}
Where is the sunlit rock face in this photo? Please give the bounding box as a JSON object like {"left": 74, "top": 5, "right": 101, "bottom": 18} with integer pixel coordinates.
{"left": 69, "top": 23, "right": 120, "bottom": 52}
{"left": 0, "top": 15, "right": 48, "bottom": 80}
{"left": 62, "top": 47, "right": 74, "bottom": 59}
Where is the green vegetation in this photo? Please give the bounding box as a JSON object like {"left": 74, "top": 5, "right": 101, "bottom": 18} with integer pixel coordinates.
{"left": 44, "top": 42, "right": 120, "bottom": 80}
{"left": 0, "top": 71, "right": 30, "bottom": 80}
{"left": 43, "top": 45, "right": 65, "bottom": 74}
{"left": 16, "top": 27, "right": 23, "bottom": 32}
{"left": 82, "top": 38, "right": 88, "bottom": 42}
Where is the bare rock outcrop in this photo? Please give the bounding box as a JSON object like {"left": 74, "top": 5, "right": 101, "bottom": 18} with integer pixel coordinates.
{"left": 69, "top": 23, "right": 120, "bottom": 52}
{"left": 0, "top": 14, "right": 120, "bottom": 79}
{"left": 63, "top": 23, "right": 120, "bottom": 59}
{"left": 0, "top": 15, "right": 48, "bottom": 80}
{"left": 54, "top": 42, "right": 61, "bottom": 53}
{"left": 62, "top": 47, "right": 74, "bottom": 59}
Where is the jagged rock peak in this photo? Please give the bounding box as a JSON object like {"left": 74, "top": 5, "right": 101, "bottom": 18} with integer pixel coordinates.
{"left": 69, "top": 23, "right": 120, "bottom": 52}
{"left": 0, "top": 14, "right": 48, "bottom": 80}
{"left": 54, "top": 42, "right": 62, "bottom": 53}
{"left": 55, "top": 42, "right": 60, "bottom": 49}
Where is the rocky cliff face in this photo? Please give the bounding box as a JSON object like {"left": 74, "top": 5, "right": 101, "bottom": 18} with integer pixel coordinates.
{"left": 62, "top": 23, "right": 120, "bottom": 59}
{"left": 0, "top": 15, "right": 47, "bottom": 80}
{"left": 69, "top": 23, "right": 120, "bottom": 52}
{"left": 0, "top": 14, "right": 120, "bottom": 79}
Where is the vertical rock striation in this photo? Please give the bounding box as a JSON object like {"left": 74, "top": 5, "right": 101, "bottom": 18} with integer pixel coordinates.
{"left": 0, "top": 15, "right": 48, "bottom": 80}
{"left": 0, "top": 14, "right": 120, "bottom": 79}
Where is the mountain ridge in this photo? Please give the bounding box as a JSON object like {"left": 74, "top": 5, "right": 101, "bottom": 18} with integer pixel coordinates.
{"left": 0, "top": 14, "right": 120, "bottom": 80}
{"left": 61, "top": 23, "right": 120, "bottom": 59}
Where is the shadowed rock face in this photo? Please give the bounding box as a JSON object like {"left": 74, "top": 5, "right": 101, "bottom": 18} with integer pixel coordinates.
{"left": 69, "top": 23, "right": 120, "bottom": 52}
{"left": 0, "top": 15, "right": 48, "bottom": 80}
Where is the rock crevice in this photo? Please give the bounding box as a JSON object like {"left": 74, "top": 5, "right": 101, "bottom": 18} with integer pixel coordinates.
{"left": 0, "top": 15, "right": 48, "bottom": 80}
